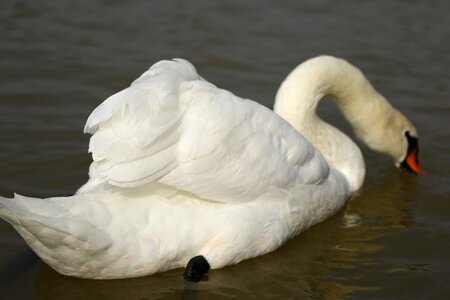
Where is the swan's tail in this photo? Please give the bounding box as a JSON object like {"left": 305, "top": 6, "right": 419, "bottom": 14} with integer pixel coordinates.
{"left": 0, "top": 194, "right": 112, "bottom": 275}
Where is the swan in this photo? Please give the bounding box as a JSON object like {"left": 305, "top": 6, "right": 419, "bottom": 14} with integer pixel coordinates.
{"left": 0, "top": 56, "right": 421, "bottom": 281}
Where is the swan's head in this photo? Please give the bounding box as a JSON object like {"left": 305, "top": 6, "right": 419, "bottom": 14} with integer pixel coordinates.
{"left": 359, "top": 106, "right": 423, "bottom": 174}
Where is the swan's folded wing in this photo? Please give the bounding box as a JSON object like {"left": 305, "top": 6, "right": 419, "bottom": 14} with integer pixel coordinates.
{"left": 83, "top": 59, "right": 200, "bottom": 188}
{"left": 158, "top": 81, "right": 331, "bottom": 203}
{"left": 84, "top": 59, "right": 330, "bottom": 203}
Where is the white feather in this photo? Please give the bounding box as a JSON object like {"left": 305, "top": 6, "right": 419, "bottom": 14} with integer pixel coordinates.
{"left": 0, "top": 56, "right": 417, "bottom": 279}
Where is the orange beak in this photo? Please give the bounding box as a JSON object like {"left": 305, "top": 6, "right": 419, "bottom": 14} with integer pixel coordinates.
{"left": 401, "top": 132, "right": 424, "bottom": 174}
{"left": 404, "top": 146, "right": 423, "bottom": 174}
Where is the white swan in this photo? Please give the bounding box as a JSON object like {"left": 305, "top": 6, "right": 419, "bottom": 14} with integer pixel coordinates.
{"left": 0, "top": 56, "right": 421, "bottom": 280}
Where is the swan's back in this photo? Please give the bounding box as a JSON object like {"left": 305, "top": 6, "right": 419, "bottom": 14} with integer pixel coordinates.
{"left": 0, "top": 58, "right": 356, "bottom": 279}
{"left": 81, "top": 59, "right": 336, "bottom": 203}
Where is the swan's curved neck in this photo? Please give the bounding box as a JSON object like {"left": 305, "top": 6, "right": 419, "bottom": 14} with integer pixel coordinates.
{"left": 274, "top": 56, "right": 390, "bottom": 192}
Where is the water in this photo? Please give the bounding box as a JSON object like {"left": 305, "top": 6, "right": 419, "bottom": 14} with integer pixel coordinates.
{"left": 0, "top": 0, "right": 449, "bottom": 298}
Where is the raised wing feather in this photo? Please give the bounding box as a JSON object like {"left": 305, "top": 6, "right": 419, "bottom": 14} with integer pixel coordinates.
{"left": 82, "top": 59, "right": 330, "bottom": 202}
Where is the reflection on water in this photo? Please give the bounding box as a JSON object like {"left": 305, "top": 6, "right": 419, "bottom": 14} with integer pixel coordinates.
{"left": 1, "top": 0, "right": 449, "bottom": 299}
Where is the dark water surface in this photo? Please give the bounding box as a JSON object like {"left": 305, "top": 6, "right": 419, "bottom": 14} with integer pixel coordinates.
{"left": 1, "top": 0, "right": 449, "bottom": 299}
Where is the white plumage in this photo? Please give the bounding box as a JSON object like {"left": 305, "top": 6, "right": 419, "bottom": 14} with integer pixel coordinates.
{"left": 82, "top": 59, "right": 329, "bottom": 201}
{"left": 0, "top": 56, "right": 417, "bottom": 279}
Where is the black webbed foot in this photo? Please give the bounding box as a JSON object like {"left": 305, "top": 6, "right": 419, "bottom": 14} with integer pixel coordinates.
{"left": 183, "top": 255, "right": 210, "bottom": 282}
